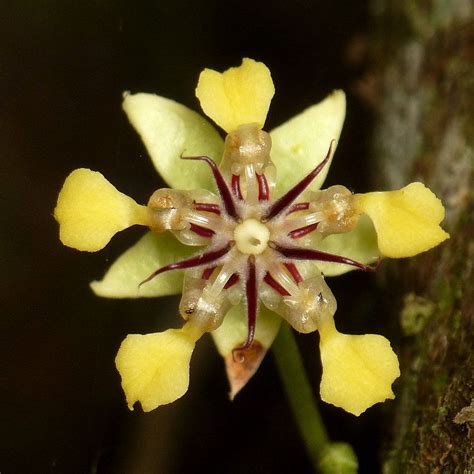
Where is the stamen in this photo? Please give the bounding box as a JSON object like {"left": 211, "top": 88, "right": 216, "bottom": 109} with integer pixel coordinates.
{"left": 244, "top": 164, "right": 259, "bottom": 204}
{"left": 257, "top": 173, "right": 269, "bottom": 201}
{"left": 283, "top": 262, "right": 303, "bottom": 283}
{"left": 208, "top": 263, "right": 237, "bottom": 297}
{"left": 288, "top": 202, "right": 310, "bottom": 214}
{"left": 193, "top": 202, "right": 221, "bottom": 215}
{"left": 224, "top": 273, "right": 239, "bottom": 289}
{"left": 264, "top": 140, "right": 334, "bottom": 220}
{"left": 182, "top": 156, "right": 239, "bottom": 219}
{"left": 232, "top": 174, "right": 243, "bottom": 200}
{"left": 139, "top": 243, "right": 233, "bottom": 286}
{"left": 268, "top": 262, "right": 300, "bottom": 295}
{"left": 263, "top": 272, "right": 291, "bottom": 296}
{"left": 189, "top": 223, "right": 214, "bottom": 238}
{"left": 232, "top": 256, "right": 257, "bottom": 357}
{"left": 272, "top": 243, "right": 379, "bottom": 272}
{"left": 288, "top": 223, "right": 319, "bottom": 239}
{"left": 187, "top": 210, "right": 221, "bottom": 229}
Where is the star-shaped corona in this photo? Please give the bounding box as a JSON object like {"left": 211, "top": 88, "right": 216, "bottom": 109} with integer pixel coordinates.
{"left": 54, "top": 58, "right": 449, "bottom": 415}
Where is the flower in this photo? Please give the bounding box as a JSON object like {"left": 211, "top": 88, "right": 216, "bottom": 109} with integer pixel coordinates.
{"left": 54, "top": 58, "right": 449, "bottom": 415}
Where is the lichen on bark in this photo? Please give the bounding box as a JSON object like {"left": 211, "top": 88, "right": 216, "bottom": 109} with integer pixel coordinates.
{"left": 369, "top": 1, "right": 474, "bottom": 472}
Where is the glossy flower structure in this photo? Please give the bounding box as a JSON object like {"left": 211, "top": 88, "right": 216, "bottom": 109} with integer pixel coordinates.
{"left": 55, "top": 58, "right": 449, "bottom": 416}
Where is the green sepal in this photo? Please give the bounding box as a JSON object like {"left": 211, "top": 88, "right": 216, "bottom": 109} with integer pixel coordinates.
{"left": 90, "top": 231, "right": 195, "bottom": 298}
{"left": 213, "top": 304, "right": 281, "bottom": 356}
{"left": 122, "top": 93, "right": 224, "bottom": 191}
{"left": 316, "top": 215, "right": 380, "bottom": 277}
{"left": 270, "top": 90, "right": 346, "bottom": 197}
{"left": 212, "top": 304, "right": 281, "bottom": 398}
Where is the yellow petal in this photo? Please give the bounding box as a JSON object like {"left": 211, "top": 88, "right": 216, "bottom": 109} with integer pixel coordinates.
{"left": 354, "top": 182, "right": 449, "bottom": 258}
{"left": 319, "top": 318, "right": 400, "bottom": 416}
{"left": 115, "top": 324, "right": 200, "bottom": 412}
{"left": 196, "top": 58, "right": 275, "bottom": 133}
{"left": 54, "top": 168, "right": 150, "bottom": 252}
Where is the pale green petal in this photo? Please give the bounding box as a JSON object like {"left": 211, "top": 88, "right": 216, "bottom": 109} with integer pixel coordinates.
{"left": 122, "top": 93, "right": 224, "bottom": 190}
{"left": 270, "top": 90, "right": 346, "bottom": 196}
{"left": 90, "top": 231, "right": 195, "bottom": 298}
{"left": 213, "top": 304, "right": 281, "bottom": 398}
{"left": 316, "top": 215, "right": 380, "bottom": 277}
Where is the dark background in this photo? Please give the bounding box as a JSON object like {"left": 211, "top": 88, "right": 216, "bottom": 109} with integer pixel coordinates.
{"left": 1, "top": 1, "right": 395, "bottom": 473}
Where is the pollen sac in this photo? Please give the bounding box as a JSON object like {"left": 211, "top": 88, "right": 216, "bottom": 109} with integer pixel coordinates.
{"left": 179, "top": 272, "right": 231, "bottom": 333}
{"left": 222, "top": 124, "right": 275, "bottom": 180}
{"left": 272, "top": 275, "right": 337, "bottom": 333}
{"left": 309, "top": 185, "right": 359, "bottom": 234}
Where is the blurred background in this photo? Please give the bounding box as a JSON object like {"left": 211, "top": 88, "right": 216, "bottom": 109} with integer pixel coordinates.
{"left": 1, "top": 1, "right": 397, "bottom": 473}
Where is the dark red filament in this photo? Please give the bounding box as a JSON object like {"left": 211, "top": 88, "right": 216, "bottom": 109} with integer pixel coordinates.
{"left": 201, "top": 267, "right": 216, "bottom": 280}
{"left": 189, "top": 223, "right": 214, "bottom": 238}
{"left": 288, "top": 223, "right": 319, "bottom": 239}
{"left": 233, "top": 257, "right": 258, "bottom": 358}
{"left": 224, "top": 273, "right": 240, "bottom": 289}
{"left": 232, "top": 174, "right": 243, "bottom": 200}
{"left": 288, "top": 202, "right": 310, "bottom": 214}
{"left": 257, "top": 173, "right": 270, "bottom": 201}
{"left": 139, "top": 243, "right": 232, "bottom": 286}
{"left": 263, "top": 272, "right": 291, "bottom": 296}
{"left": 182, "top": 156, "right": 239, "bottom": 219}
{"left": 284, "top": 262, "right": 303, "bottom": 283}
{"left": 265, "top": 140, "right": 334, "bottom": 220}
{"left": 272, "top": 244, "right": 378, "bottom": 272}
{"left": 193, "top": 202, "right": 221, "bottom": 215}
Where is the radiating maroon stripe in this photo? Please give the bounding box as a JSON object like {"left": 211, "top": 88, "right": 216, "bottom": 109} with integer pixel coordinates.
{"left": 223, "top": 273, "right": 240, "bottom": 289}
{"left": 193, "top": 202, "right": 221, "bottom": 215}
{"left": 257, "top": 173, "right": 269, "bottom": 201}
{"left": 288, "top": 223, "right": 319, "bottom": 239}
{"left": 233, "top": 257, "right": 258, "bottom": 355}
{"left": 273, "top": 244, "right": 378, "bottom": 272}
{"left": 288, "top": 202, "right": 310, "bottom": 213}
{"left": 263, "top": 272, "right": 291, "bottom": 296}
{"left": 189, "top": 223, "right": 214, "bottom": 238}
{"left": 182, "top": 156, "right": 239, "bottom": 219}
{"left": 264, "top": 140, "right": 334, "bottom": 220}
{"left": 232, "top": 174, "right": 243, "bottom": 200}
{"left": 139, "top": 243, "right": 232, "bottom": 286}
{"left": 284, "top": 262, "right": 303, "bottom": 283}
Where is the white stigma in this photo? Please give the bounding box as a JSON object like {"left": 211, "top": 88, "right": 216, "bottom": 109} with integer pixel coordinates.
{"left": 234, "top": 218, "right": 270, "bottom": 255}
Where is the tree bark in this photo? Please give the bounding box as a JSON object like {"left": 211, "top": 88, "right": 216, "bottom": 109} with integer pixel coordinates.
{"left": 369, "top": 2, "right": 474, "bottom": 472}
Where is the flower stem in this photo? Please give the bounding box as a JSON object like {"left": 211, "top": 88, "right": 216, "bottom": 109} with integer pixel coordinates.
{"left": 272, "top": 322, "right": 328, "bottom": 471}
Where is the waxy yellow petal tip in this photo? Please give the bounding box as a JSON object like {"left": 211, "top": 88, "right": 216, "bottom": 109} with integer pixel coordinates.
{"left": 355, "top": 182, "right": 449, "bottom": 258}
{"left": 196, "top": 58, "right": 275, "bottom": 133}
{"left": 54, "top": 168, "right": 150, "bottom": 252}
{"left": 115, "top": 324, "right": 200, "bottom": 412}
{"left": 319, "top": 318, "right": 400, "bottom": 416}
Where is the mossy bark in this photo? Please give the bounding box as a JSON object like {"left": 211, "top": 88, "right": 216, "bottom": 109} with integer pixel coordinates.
{"left": 369, "top": 1, "right": 474, "bottom": 472}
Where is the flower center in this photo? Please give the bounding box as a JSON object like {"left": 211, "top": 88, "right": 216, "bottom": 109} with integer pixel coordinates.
{"left": 234, "top": 218, "right": 270, "bottom": 255}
